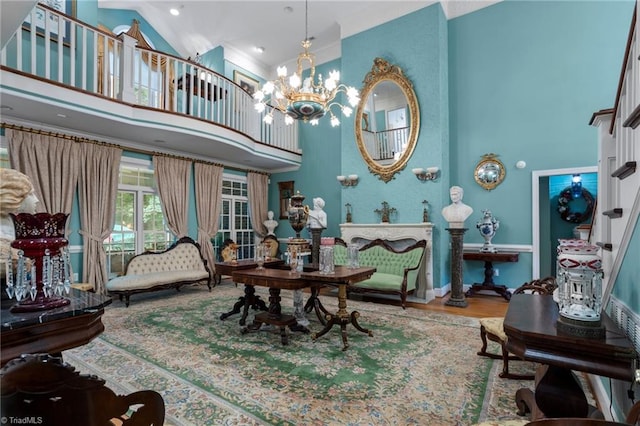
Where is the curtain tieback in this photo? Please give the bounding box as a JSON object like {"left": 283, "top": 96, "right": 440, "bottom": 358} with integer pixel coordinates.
{"left": 78, "top": 230, "right": 104, "bottom": 243}
{"left": 197, "top": 228, "right": 214, "bottom": 238}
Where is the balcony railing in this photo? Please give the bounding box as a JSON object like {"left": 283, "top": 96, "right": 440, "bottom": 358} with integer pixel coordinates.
{"left": 0, "top": 3, "right": 298, "bottom": 152}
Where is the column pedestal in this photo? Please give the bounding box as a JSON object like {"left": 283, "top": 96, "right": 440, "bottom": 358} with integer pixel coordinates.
{"left": 445, "top": 227, "right": 468, "bottom": 308}
{"left": 309, "top": 228, "right": 324, "bottom": 270}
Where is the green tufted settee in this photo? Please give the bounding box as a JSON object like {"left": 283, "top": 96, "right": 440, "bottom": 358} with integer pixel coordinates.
{"left": 333, "top": 238, "right": 427, "bottom": 309}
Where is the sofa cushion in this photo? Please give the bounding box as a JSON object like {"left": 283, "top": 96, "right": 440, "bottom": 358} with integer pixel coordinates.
{"left": 125, "top": 243, "right": 205, "bottom": 275}
{"left": 352, "top": 272, "right": 417, "bottom": 292}
{"left": 107, "top": 270, "right": 209, "bottom": 291}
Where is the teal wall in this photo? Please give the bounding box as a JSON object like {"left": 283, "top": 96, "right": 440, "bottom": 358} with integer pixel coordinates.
{"left": 267, "top": 1, "right": 633, "bottom": 290}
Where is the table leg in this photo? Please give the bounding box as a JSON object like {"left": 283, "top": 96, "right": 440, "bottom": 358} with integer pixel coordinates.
{"left": 304, "top": 285, "right": 330, "bottom": 325}
{"left": 241, "top": 288, "right": 297, "bottom": 345}
{"left": 465, "top": 260, "right": 511, "bottom": 301}
{"left": 219, "top": 284, "right": 267, "bottom": 325}
{"left": 515, "top": 364, "right": 598, "bottom": 420}
{"left": 311, "top": 284, "right": 372, "bottom": 351}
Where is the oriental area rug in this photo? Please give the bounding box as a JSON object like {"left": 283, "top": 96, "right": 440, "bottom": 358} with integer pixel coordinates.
{"left": 64, "top": 283, "right": 544, "bottom": 426}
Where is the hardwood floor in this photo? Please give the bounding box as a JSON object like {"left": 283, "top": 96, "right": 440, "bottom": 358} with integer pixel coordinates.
{"left": 362, "top": 292, "right": 509, "bottom": 318}
{"left": 313, "top": 286, "right": 510, "bottom": 318}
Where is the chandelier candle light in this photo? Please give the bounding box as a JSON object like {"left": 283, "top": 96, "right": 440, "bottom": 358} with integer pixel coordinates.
{"left": 253, "top": 0, "right": 360, "bottom": 127}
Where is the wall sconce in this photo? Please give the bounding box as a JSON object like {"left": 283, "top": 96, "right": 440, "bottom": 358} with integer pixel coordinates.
{"left": 412, "top": 167, "right": 439, "bottom": 181}
{"left": 337, "top": 174, "right": 359, "bottom": 187}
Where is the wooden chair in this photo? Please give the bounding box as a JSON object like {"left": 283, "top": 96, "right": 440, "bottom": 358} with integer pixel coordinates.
{"left": 219, "top": 238, "right": 237, "bottom": 262}
{"left": 1, "top": 354, "right": 165, "bottom": 426}
{"left": 477, "top": 277, "right": 558, "bottom": 379}
{"left": 262, "top": 234, "right": 281, "bottom": 260}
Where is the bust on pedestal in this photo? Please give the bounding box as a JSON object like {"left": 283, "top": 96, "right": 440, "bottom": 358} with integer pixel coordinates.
{"left": 442, "top": 186, "right": 473, "bottom": 308}
{"left": 263, "top": 210, "right": 278, "bottom": 236}
{"left": 306, "top": 197, "right": 327, "bottom": 270}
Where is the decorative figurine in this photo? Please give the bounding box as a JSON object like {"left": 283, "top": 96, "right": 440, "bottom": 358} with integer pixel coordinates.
{"left": 345, "top": 203, "right": 352, "bottom": 223}
{"left": 263, "top": 210, "right": 278, "bottom": 236}
{"left": 422, "top": 200, "right": 429, "bottom": 223}
{"left": 477, "top": 210, "right": 499, "bottom": 253}
{"left": 374, "top": 201, "right": 396, "bottom": 223}
{"left": 441, "top": 186, "right": 473, "bottom": 228}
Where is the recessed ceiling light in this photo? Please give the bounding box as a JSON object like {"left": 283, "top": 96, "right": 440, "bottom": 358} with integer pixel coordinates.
{"left": 153, "top": 139, "right": 166, "bottom": 144}
{"left": 254, "top": 46, "right": 265, "bottom": 54}
{"left": 56, "top": 113, "right": 67, "bottom": 118}
{"left": 170, "top": 8, "right": 180, "bottom": 16}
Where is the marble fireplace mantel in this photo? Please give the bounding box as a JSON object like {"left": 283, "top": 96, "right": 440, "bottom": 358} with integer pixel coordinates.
{"left": 339, "top": 223, "right": 434, "bottom": 302}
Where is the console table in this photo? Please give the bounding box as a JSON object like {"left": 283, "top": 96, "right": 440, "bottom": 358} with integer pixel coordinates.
{"left": 463, "top": 250, "right": 518, "bottom": 300}
{"left": 1, "top": 288, "right": 112, "bottom": 366}
{"left": 504, "top": 294, "right": 636, "bottom": 420}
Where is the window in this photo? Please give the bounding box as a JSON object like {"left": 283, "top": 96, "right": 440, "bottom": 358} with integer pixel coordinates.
{"left": 213, "top": 175, "right": 254, "bottom": 261}
{"left": 105, "top": 158, "right": 172, "bottom": 277}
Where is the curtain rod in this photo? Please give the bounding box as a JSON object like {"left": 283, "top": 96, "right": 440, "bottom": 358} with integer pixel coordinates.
{"left": 1, "top": 122, "right": 268, "bottom": 174}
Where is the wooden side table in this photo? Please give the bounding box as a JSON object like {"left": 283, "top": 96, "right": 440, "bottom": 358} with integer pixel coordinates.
{"left": 463, "top": 251, "right": 519, "bottom": 300}
{"left": 504, "top": 294, "right": 636, "bottom": 420}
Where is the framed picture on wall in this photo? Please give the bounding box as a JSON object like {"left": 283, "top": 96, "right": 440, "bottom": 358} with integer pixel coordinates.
{"left": 234, "top": 71, "right": 259, "bottom": 96}
{"left": 278, "top": 181, "right": 294, "bottom": 219}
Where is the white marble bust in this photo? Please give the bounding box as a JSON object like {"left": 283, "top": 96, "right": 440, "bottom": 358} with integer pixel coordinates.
{"left": 441, "top": 185, "right": 473, "bottom": 228}
{"left": 307, "top": 197, "right": 327, "bottom": 229}
{"left": 263, "top": 210, "right": 278, "bottom": 236}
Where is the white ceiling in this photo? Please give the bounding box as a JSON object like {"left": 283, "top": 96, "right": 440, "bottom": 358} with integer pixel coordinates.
{"left": 97, "top": 0, "right": 501, "bottom": 78}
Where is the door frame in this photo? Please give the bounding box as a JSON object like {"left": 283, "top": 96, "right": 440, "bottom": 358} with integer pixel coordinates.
{"left": 531, "top": 165, "right": 597, "bottom": 279}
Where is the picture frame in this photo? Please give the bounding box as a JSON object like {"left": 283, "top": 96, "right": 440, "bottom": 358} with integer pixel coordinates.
{"left": 278, "top": 181, "right": 294, "bottom": 220}
{"left": 23, "top": 0, "right": 75, "bottom": 43}
{"left": 233, "top": 70, "right": 259, "bottom": 96}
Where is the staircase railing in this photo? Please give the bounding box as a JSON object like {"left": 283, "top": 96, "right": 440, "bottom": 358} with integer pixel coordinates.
{"left": 0, "top": 3, "right": 298, "bottom": 153}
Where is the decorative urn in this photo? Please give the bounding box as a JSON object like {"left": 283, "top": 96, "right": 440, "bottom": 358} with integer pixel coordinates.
{"left": 287, "top": 191, "right": 308, "bottom": 243}
{"left": 477, "top": 210, "right": 499, "bottom": 253}
{"left": 556, "top": 243, "right": 604, "bottom": 338}
{"left": 7, "top": 212, "right": 72, "bottom": 312}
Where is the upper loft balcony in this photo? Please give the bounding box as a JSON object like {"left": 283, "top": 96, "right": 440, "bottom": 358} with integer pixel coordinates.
{"left": 0, "top": 4, "right": 301, "bottom": 172}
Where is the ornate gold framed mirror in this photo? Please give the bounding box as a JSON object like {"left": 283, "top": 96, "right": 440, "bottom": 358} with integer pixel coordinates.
{"left": 355, "top": 58, "right": 420, "bottom": 182}
{"left": 474, "top": 153, "right": 506, "bottom": 190}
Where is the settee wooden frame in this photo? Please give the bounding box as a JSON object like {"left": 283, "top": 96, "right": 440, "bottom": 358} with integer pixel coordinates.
{"left": 335, "top": 238, "right": 427, "bottom": 309}
{"left": 107, "top": 236, "right": 212, "bottom": 307}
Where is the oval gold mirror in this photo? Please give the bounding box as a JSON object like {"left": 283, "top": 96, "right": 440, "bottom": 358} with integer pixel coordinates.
{"left": 355, "top": 58, "right": 420, "bottom": 182}
{"left": 474, "top": 153, "right": 506, "bottom": 190}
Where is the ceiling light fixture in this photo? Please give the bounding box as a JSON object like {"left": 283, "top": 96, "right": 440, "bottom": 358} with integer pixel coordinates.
{"left": 253, "top": 0, "right": 360, "bottom": 127}
{"left": 170, "top": 8, "right": 180, "bottom": 16}
{"left": 254, "top": 46, "right": 265, "bottom": 54}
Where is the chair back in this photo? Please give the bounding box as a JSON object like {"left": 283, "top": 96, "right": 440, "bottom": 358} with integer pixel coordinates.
{"left": 220, "top": 239, "right": 237, "bottom": 262}
{"left": 1, "top": 354, "right": 165, "bottom": 426}
{"left": 262, "top": 234, "right": 281, "bottom": 259}
{"left": 514, "top": 276, "right": 558, "bottom": 296}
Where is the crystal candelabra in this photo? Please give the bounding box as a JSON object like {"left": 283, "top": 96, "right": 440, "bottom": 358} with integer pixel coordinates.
{"left": 5, "top": 213, "right": 72, "bottom": 312}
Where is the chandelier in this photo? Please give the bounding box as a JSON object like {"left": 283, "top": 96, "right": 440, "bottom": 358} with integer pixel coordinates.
{"left": 253, "top": 1, "right": 360, "bottom": 127}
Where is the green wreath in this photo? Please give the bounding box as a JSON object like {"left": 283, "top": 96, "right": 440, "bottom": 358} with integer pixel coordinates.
{"left": 557, "top": 186, "right": 595, "bottom": 224}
